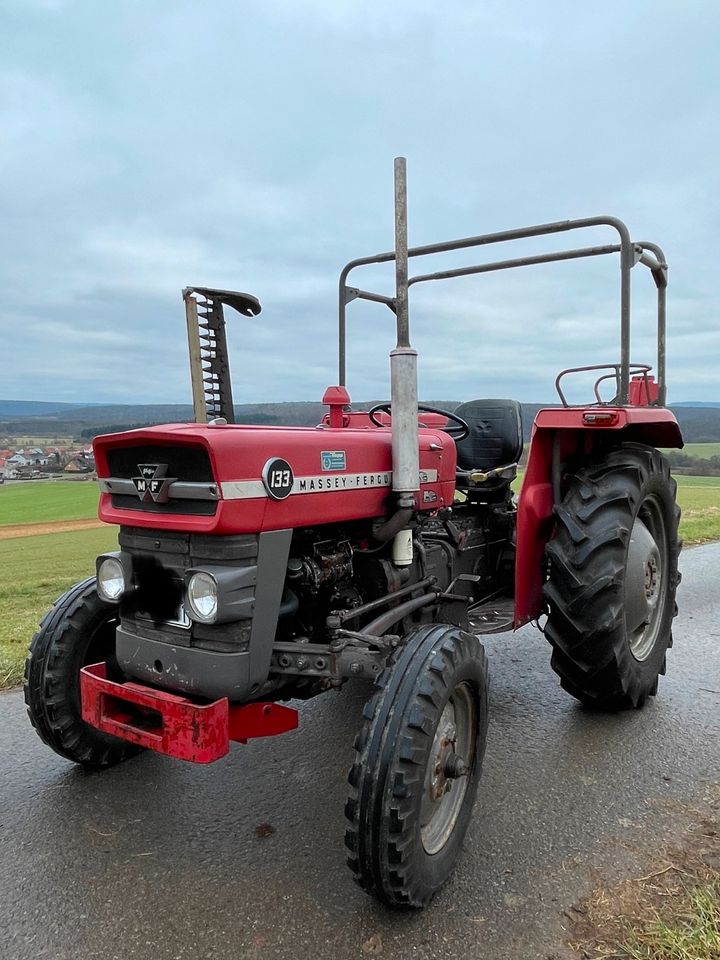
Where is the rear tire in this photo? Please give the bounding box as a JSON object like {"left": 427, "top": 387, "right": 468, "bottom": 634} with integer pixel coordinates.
{"left": 543, "top": 442, "right": 681, "bottom": 710}
{"left": 24, "top": 577, "right": 141, "bottom": 769}
{"left": 345, "top": 623, "right": 489, "bottom": 907}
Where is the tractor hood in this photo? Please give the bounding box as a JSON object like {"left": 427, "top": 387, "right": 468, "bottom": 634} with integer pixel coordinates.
{"left": 93, "top": 421, "right": 456, "bottom": 534}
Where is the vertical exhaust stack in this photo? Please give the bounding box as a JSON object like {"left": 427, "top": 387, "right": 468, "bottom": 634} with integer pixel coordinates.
{"left": 390, "top": 158, "right": 419, "bottom": 564}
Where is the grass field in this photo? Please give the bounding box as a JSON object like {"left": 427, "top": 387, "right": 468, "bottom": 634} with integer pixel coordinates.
{"left": 0, "top": 472, "right": 719, "bottom": 690}
{"left": 0, "top": 526, "right": 117, "bottom": 687}
{"left": 668, "top": 441, "right": 720, "bottom": 459}
{"left": 0, "top": 480, "right": 98, "bottom": 526}
{"left": 1, "top": 436, "right": 76, "bottom": 446}
{"left": 674, "top": 475, "right": 720, "bottom": 544}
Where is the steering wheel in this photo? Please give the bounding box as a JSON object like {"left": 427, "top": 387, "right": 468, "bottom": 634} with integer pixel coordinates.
{"left": 368, "top": 402, "right": 470, "bottom": 441}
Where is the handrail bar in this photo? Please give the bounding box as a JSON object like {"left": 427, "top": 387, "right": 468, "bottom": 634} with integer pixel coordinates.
{"left": 407, "top": 244, "right": 621, "bottom": 287}
{"left": 338, "top": 215, "right": 669, "bottom": 406}
{"left": 554, "top": 362, "right": 653, "bottom": 407}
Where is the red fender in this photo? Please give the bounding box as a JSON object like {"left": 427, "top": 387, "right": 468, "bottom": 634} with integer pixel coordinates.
{"left": 514, "top": 407, "right": 683, "bottom": 627}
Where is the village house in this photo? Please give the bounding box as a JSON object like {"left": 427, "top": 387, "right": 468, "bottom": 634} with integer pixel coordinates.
{"left": 63, "top": 454, "right": 94, "bottom": 474}
{"left": 0, "top": 441, "right": 94, "bottom": 479}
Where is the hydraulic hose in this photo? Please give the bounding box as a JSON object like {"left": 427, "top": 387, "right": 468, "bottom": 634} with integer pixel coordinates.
{"left": 372, "top": 507, "right": 413, "bottom": 544}
{"left": 361, "top": 592, "right": 438, "bottom": 636}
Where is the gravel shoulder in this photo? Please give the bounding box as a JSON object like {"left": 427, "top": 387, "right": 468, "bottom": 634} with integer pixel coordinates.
{"left": 0, "top": 518, "right": 103, "bottom": 540}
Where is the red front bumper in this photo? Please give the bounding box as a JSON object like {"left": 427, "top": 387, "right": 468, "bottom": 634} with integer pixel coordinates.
{"left": 80, "top": 662, "right": 298, "bottom": 763}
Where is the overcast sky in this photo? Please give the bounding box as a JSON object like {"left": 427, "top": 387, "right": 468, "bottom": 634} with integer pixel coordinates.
{"left": 2, "top": 0, "right": 718, "bottom": 406}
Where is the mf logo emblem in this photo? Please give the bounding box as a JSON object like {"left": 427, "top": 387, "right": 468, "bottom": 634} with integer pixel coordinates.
{"left": 132, "top": 463, "right": 176, "bottom": 503}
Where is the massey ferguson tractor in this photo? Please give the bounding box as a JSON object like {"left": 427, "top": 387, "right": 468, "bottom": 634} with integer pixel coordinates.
{"left": 25, "top": 159, "right": 682, "bottom": 908}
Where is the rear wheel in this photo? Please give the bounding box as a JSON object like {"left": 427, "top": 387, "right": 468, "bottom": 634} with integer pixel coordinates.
{"left": 543, "top": 443, "right": 681, "bottom": 709}
{"left": 24, "top": 577, "right": 141, "bottom": 769}
{"left": 345, "top": 623, "right": 489, "bottom": 907}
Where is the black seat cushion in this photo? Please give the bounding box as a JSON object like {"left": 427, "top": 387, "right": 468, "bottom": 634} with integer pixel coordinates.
{"left": 453, "top": 399, "right": 523, "bottom": 472}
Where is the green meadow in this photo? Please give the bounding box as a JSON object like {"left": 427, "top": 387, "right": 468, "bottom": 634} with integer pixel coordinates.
{"left": 0, "top": 526, "right": 118, "bottom": 688}
{"left": 0, "top": 480, "right": 99, "bottom": 526}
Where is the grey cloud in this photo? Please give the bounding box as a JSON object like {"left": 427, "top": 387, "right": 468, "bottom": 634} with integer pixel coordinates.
{"left": 1, "top": 0, "right": 718, "bottom": 405}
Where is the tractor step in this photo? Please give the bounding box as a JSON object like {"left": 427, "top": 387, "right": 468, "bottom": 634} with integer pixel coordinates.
{"left": 80, "top": 662, "right": 298, "bottom": 763}
{"left": 468, "top": 598, "right": 515, "bottom": 635}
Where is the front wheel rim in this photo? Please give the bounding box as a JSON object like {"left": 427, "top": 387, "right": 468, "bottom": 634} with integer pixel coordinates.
{"left": 419, "top": 682, "right": 477, "bottom": 855}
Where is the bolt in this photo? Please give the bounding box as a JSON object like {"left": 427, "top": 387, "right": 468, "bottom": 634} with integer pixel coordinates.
{"left": 444, "top": 754, "right": 468, "bottom": 779}
{"left": 350, "top": 662, "right": 363, "bottom": 675}
{"left": 296, "top": 656, "right": 310, "bottom": 671}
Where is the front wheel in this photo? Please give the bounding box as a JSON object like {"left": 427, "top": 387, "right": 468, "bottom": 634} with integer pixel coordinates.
{"left": 24, "top": 577, "right": 142, "bottom": 769}
{"left": 345, "top": 623, "right": 489, "bottom": 908}
{"left": 543, "top": 443, "right": 681, "bottom": 710}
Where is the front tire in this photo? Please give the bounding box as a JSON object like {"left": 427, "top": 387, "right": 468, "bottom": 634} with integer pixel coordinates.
{"left": 345, "top": 623, "right": 489, "bottom": 908}
{"left": 543, "top": 443, "right": 681, "bottom": 710}
{"left": 24, "top": 577, "right": 141, "bottom": 769}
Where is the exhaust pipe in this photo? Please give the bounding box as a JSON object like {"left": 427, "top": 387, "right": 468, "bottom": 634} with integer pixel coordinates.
{"left": 390, "top": 157, "right": 419, "bottom": 564}
{"left": 390, "top": 157, "right": 420, "bottom": 497}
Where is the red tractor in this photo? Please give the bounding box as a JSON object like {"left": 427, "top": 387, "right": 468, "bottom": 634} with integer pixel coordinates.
{"left": 25, "top": 159, "right": 682, "bottom": 907}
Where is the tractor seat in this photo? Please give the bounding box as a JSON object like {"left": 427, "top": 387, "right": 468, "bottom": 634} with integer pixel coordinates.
{"left": 453, "top": 399, "right": 523, "bottom": 497}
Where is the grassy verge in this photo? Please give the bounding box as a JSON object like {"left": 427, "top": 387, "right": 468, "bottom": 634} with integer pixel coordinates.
{"left": 0, "top": 480, "right": 98, "bottom": 526}
{"left": 674, "top": 476, "right": 720, "bottom": 545}
{"left": 568, "top": 790, "right": 720, "bottom": 959}
{"left": 0, "top": 526, "right": 118, "bottom": 688}
{"left": 618, "top": 882, "right": 719, "bottom": 959}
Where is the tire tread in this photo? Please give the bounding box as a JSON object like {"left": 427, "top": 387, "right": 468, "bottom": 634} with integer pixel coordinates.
{"left": 542, "top": 443, "right": 681, "bottom": 709}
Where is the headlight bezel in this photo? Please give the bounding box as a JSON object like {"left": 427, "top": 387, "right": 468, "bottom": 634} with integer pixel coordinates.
{"left": 184, "top": 565, "right": 255, "bottom": 625}
{"left": 96, "top": 551, "right": 131, "bottom": 603}
{"left": 186, "top": 570, "right": 219, "bottom": 624}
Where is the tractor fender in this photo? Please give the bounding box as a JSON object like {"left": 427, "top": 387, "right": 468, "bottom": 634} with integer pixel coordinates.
{"left": 514, "top": 407, "right": 682, "bottom": 627}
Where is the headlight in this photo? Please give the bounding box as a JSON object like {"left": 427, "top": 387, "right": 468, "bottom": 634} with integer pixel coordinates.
{"left": 187, "top": 571, "right": 219, "bottom": 623}
{"left": 97, "top": 556, "right": 126, "bottom": 602}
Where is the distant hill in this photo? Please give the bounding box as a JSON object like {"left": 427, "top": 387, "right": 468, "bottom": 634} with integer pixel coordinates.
{"left": 0, "top": 400, "right": 97, "bottom": 417}
{"left": 665, "top": 406, "right": 720, "bottom": 443}
{"left": 1, "top": 398, "right": 720, "bottom": 443}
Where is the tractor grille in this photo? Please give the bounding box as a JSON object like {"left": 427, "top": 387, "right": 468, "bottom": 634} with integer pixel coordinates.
{"left": 105, "top": 444, "right": 217, "bottom": 516}
{"left": 118, "top": 526, "right": 256, "bottom": 653}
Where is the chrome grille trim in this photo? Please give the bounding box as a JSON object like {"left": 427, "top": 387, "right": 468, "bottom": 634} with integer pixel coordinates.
{"left": 98, "top": 478, "right": 220, "bottom": 501}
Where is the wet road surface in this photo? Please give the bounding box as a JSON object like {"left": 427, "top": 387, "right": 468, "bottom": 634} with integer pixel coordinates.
{"left": 1, "top": 543, "right": 719, "bottom": 960}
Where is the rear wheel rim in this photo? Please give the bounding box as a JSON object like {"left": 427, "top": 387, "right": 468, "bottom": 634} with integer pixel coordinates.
{"left": 420, "top": 682, "right": 477, "bottom": 855}
{"left": 624, "top": 495, "right": 668, "bottom": 662}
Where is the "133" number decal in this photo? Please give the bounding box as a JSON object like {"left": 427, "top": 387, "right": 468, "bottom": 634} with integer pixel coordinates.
{"left": 262, "top": 458, "right": 294, "bottom": 500}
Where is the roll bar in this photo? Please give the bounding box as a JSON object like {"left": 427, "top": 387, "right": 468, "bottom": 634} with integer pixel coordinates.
{"left": 338, "top": 162, "right": 668, "bottom": 406}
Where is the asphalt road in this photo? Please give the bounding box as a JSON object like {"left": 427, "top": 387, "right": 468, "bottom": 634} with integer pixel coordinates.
{"left": 2, "top": 544, "right": 719, "bottom": 960}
